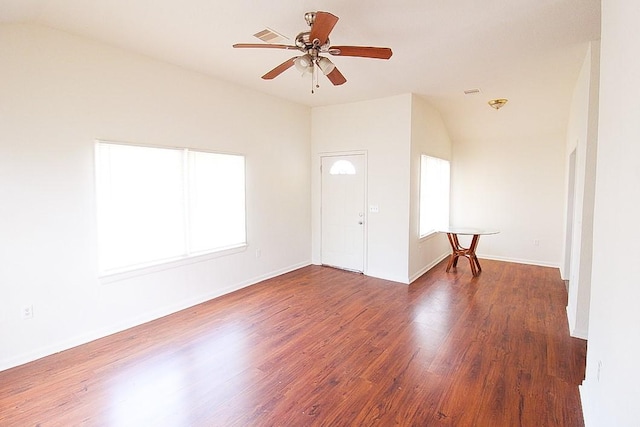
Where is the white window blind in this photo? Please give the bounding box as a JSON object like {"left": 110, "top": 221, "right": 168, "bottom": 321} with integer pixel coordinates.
{"left": 419, "top": 155, "right": 450, "bottom": 237}
{"left": 95, "top": 142, "right": 246, "bottom": 274}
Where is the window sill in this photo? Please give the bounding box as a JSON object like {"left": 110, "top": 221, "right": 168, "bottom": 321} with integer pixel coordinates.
{"left": 419, "top": 231, "right": 440, "bottom": 241}
{"left": 99, "top": 244, "right": 247, "bottom": 284}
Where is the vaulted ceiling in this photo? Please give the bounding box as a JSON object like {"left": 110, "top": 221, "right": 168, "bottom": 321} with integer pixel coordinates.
{"left": 1, "top": 0, "right": 601, "bottom": 141}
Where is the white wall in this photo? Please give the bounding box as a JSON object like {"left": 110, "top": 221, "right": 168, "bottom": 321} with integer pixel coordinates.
{"left": 0, "top": 24, "right": 311, "bottom": 370}
{"left": 408, "top": 95, "right": 452, "bottom": 282}
{"left": 581, "top": 0, "right": 640, "bottom": 425}
{"left": 311, "top": 94, "right": 412, "bottom": 283}
{"left": 450, "top": 129, "right": 566, "bottom": 267}
{"left": 564, "top": 42, "right": 600, "bottom": 340}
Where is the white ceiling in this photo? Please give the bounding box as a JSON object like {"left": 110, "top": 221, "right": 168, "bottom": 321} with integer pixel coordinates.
{"left": 1, "top": 0, "right": 601, "bottom": 141}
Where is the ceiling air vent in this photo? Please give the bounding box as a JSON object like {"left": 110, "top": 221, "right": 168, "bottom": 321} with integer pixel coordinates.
{"left": 253, "top": 28, "right": 288, "bottom": 44}
{"left": 464, "top": 89, "right": 481, "bottom": 95}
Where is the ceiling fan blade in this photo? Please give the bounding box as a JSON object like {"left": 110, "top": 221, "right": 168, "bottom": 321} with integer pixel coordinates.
{"left": 325, "top": 66, "right": 347, "bottom": 86}
{"left": 329, "top": 46, "right": 393, "bottom": 59}
{"left": 309, "top": 11, "right": 339, "bottom": 46}
{"left": 261, "top": 57, "right": 297, "bottom": 80}
{"left": 233, "top": 43, "right": 299, "bottom": 50}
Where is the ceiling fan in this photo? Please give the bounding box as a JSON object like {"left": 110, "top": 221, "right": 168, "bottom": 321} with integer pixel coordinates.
{"left": 233, "top": 11, "right": 393, "bottom": 93}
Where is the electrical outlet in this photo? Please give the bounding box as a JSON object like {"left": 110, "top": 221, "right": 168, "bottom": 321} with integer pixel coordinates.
{"left": 21, "top": 304, "right": 34, "bottom": 320}
{"left": 533, "top": 239, "right": 540, "bottom": 246}
{"left": 256, "top": 249, "right": 261, "bottom": 258}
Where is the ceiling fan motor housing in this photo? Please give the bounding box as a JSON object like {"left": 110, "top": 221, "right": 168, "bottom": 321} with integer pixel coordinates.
{"left": 295, "top": 32, "right": 330, "bottom": 52}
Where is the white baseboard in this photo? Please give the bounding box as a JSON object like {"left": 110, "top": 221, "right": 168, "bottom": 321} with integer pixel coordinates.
{"left": 364, "top": 270, "right": 410, "bottom": 285}
{"left": 0, "top": 261, "right": 311, "bottom": 372}
{"left": 567, "top": 308, "right": 588, "bottom": 340}
{"left": 409, "top": 253, "right": 449, "bottom": 284}
{"left": 570, "top": 327, "right": 589, "bottom": 340}
{"left": 477, "top": 253, "right": 561, "bottom": 269}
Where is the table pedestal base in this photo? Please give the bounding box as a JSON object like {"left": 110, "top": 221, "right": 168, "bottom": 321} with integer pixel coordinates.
{"left": 445, "top": 233, "right": 482, "bottom": 277}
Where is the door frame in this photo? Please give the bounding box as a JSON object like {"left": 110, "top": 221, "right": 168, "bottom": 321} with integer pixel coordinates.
{"left": 319, "top": 150, "right": 368, "bottom": 274}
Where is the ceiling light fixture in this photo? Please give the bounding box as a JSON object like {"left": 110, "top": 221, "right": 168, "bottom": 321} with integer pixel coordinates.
{"left": 488, "top": 98, "right": 508, "bottom": 110}
{"left": 317, "top": 56, "right": 335, "bottom": 75}
{"left": 294, "top": 54, "right": 337, "bottom": 93}
{"left": 294, "top": 54, "right": 314, "bottom": 74}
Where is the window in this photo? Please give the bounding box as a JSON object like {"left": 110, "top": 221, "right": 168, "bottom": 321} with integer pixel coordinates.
{"left": 95, "top": 141, "right": 246, "bottom": 274}
{"left": 419, "top": 155, "right": 450, "bottom": 237}
{"left": 329, "top": 159, "right": 356, "bottom": 175}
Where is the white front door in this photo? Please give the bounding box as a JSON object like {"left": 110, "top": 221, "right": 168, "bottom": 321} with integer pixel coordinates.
{"left": 321, "top": 154, "right": 365, "bottom": 272}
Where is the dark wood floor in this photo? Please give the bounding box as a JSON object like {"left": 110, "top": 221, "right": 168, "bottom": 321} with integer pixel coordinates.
{"left": 0, "top": 259, "right": 586, "bottom": 426}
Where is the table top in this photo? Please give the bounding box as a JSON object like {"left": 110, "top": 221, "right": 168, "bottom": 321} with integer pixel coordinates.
{"left": 438, "top": 227, "right": 499, "bottom": 236}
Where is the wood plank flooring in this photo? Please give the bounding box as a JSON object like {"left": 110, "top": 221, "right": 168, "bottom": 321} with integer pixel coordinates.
{"left": 0, "top": 260, "right": 586, "bottom": 426}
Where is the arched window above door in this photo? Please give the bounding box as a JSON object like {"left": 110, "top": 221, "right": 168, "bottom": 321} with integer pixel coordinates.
{"left": 329, "top": 159, "right": 356, "bottom": 175}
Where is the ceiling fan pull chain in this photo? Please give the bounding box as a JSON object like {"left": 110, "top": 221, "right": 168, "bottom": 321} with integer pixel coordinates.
{"left": 311, "top": 62, "right": 320, "bottom": 94}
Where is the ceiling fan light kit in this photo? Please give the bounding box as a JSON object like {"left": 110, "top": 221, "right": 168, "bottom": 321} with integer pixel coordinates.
{"left": 233, "top": 11, "right": 393, "bottom": 93}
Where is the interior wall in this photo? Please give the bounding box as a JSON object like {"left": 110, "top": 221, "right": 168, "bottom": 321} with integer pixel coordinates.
{"left": 564, "top": 41, "right": 600, "bottom": 340}
{"left": 450, "top": 130, "right": 566, "bottom": 267}
{"left": 581, "top": 0, "right": 640, "bottom": 425}
{"left": 0, "top": 24, "right": 311, "bottom": 370}
{"left": 408, "top": 95, "right": 452, "bottom": 282}
{"left": 311, "top": 94, "right": 412, "bottom": 284}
